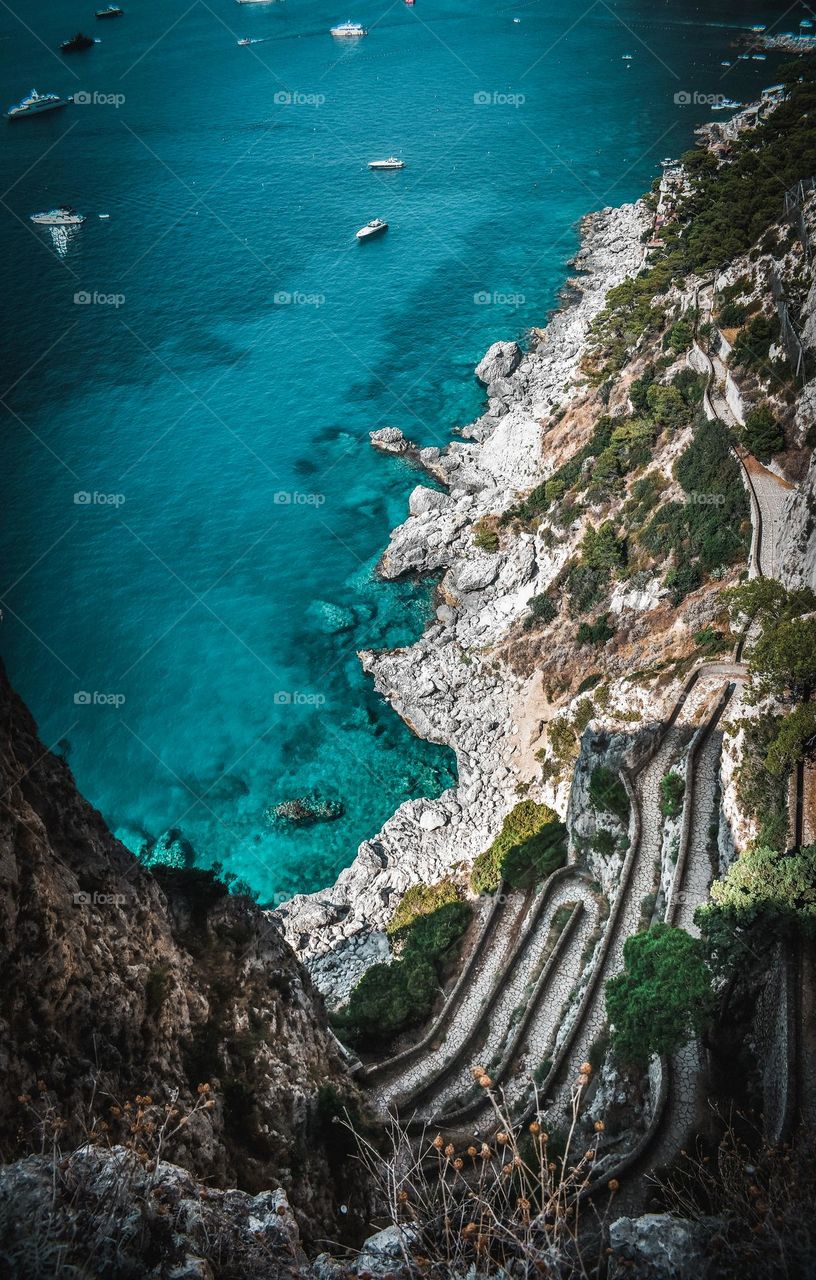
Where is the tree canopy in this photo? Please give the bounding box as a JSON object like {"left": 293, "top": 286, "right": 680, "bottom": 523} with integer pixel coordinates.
{"left": 606, "top": 924, "right": 713, "bottom": 1066}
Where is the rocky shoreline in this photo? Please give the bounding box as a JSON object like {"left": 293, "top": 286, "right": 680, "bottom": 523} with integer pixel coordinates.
{"left": 276, "top": 199, "right": 651, "bottom": 1004}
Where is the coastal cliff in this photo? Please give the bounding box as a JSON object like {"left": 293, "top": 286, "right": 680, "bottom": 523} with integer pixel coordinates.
{"left": 0, "top": 663, "right": 359, "bottom": 1239}
{"left": 278, "top": 200, "right": 654, "bottom": 999}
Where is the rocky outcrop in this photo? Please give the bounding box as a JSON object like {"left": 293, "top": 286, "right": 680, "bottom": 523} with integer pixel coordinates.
{"left": 0, "top": 663, "right": 357, "bottom": 1237}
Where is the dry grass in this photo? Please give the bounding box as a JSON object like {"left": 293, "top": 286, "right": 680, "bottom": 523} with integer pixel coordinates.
{"left": 346, "top": 1064, "right": 619, "bottom": 1278}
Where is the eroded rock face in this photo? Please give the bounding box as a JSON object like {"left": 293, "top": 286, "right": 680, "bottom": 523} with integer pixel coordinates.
{"left": 0, "top": 663, "right": 356, "bottom": 1237}
{"left": 0, "top": 1147, "right": 306, "bottom": 1280}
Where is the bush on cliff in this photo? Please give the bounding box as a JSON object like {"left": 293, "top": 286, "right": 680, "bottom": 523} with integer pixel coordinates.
{"left": 335, "top": 881, "right": 472, "bottom": 1050}
{"left": 386, "top": 878, "right": 460, "bottom": 936}
{"left": 697, "top": 845, "right": 816, "bottom": 974}
{"left": 470, "top": 800, "right": 567, "bottom": 895}
{"left": 588, "top": 766, "right": 630, "bottom": 826}
{"left": 765, "top": 705, "right": 816, "bottom": 777}
{"left": 606, "top": 923, "right": 713, "bottom": 1066}
{"left": 659, "top": 771, "right": 685, "bottom": 819}
{"left": 742, "top": 402, "right": 785, "bottom": 462}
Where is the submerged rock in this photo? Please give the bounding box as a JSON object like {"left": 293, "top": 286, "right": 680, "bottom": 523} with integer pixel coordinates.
{"left": 142, "top": 826, "right": 195, "bottom": 869}
{"left": 269, "top": 795, "right": 345, "bottom": 825}
{"left": 306, "top": 599, "right": 356, "bottom": 635}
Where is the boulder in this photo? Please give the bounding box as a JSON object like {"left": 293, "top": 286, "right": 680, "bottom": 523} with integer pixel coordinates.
{"left": 609, "top": 1212, "right": 719, "bottom": 1279}
{"left": 408, "top": 485, "right": 450, "bottom": 517}
{"left": 475, "top": 340, "right": 523, "bottom": 387}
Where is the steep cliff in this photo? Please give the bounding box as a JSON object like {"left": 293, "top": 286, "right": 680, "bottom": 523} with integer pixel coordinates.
{"left": 0, "top": 662, "right": 359, "bottom": 1239}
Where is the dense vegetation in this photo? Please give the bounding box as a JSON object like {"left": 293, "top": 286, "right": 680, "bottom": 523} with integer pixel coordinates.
{"left": 659, "top": 771, "right": 686, "bottom": 819}
{"left": 606, "top": 923, "right": 712, "bottom": 1066}
{"left": 335, "top": 880, "right": 472, "bottom": 1049}
{"left": 470, "top": 800, "right": 568, "bottom": 894}
{"left": 675, "top": 66, "right": 816, "bottom": 272}
{"left": 639, "top": 417, "right": 749, "bottom": 603}
{"left": 588, "top": 765, "right": 630, "bottom": 826}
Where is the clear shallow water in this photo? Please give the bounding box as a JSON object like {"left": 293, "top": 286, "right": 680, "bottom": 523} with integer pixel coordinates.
{"left": 0, "top": 0, "right": 788, "bottom": 903}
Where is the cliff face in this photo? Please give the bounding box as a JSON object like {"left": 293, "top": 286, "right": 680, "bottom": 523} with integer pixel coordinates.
{"left": 0, "top": 663, "right": 357, "bottom": 1237}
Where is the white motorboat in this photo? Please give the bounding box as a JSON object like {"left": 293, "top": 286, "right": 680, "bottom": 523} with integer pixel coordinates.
{"left": 368, "top": 157, "right": 404, "bottom": 170}
{"left": 356, "top": 218, "right": 388, "bottom": 241}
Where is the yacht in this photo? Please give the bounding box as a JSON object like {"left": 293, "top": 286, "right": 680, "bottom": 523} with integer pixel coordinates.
{"left": 61, "top": 32, "right": 95, "bottom": 52}
{"left": 95, "top": 5, "right": 123, "bottom": 15}
{"left": 356, "top": 218, "right": 388, "bottom": 240}
{"left": 368, "top": 156, "right": 404, "bottom": 170}
{"left": 30, "top": 207, "right": 85, "bottom": 226}
{"left": 330, "top": 20, "right": 367, "bottom": 36}
{"left": 660, "top": 156, "right": 676, "bottom": 167}
{"left": 7, "top": 90, "right": 69, "bottom": 119}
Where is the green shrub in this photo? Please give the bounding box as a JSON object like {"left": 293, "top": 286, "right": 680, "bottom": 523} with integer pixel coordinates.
{"left": 697, "top": 842, "right": 816, "bottom": 976}
{"left": 665, "top": 316, "right": 694, "bottom": 354}
{"left": 749, "top": 616, "right": 816, "bottom": 702}
{"left": 335, "top": 954, "right": 439, "bottom": 1048}
{"left": 694, "top": 625, "right": 729, "bottom": 656}
{"left": 573, "top": 697, "right": 595, "bottom": 734}
{"left": 581, "top": 522, "right": 627, "bottom": 572}
{"left": 742, "top": 402, "right": 785, "bottom": 462}
{"left": 565, "top": 563, "right": 607, "bottom": 617}
{"left": 647, "top": 384, "right": 689, "bottom": 427}
{"left": 527, "top": 592, "right": 557, "bottom": 624}
{"left": 718, "top": 300, "right": 748, "bottom": 327}
{"left": 337, "top": 882, "right": 473, "bottom": 1049}
{"left": 577, "top": 615, "right": 615, "bottom": 647}
{"left": 606, "top": 923, "right": 713, "bottom": 1066}
{"left": 473, "top": 519, "right": 499, "bottom": 552}
{"left": 591, "top": 829, "right": 619, "bottom": 857}
{"left": 588, "top": 766, "right": 630, "bottom": 825}
{"left": 387, "top": 879, "right": 461, "bottom": 936}
{"left": 765, "top": 704, "right": 816, "bottom": 777}
{"left": 731, "top": 313, "right": 780, "bottom": 374}
{"left": 397, "top": 900, "right": 473, "bottom": 959}
{"left": 659, "top": 771, "right": 686, "bottom": 818}
{"left": 576, "top": 672, "right": 603, "bottom": 694}
{"left": 470, "top": 800, "right": 567, "bottom": 895}
{"left": 736, "top": 713, "right": 790, "bottom": 850}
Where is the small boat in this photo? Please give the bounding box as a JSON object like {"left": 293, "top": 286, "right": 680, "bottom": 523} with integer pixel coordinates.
{"left": 237, "top": 36, "right": 262, "bottom": 44}
{"left": 750, "top": 23, "right": 766, "bottom": 32}
{"left": 7, "top": 89, "right": 69, "bottom": 119}
{"left": 660, "top": 156, "right": 675, "bottom": 167}
{"left": 61, "top": 32, "right": 95, "bottom": 52}
{"left": 368, "top": 156, "right": 404, "bottom": 170}
{"left": 802, "top": 20, "right": 814, "bottom": 28}
{"left": 512, "top": 17, "right": 520, "bottom": 23}
{"left": 95, "top": 4, "right": 123, "bottom": 15}
{"left": 622, "top": 53, "right": 633, "bottom": 60}
{"left": 720, "top": 59, "right": 730, "bottom": 66}
{"left": 752, "top": 53, "right": 767, "bottom": 60}
{"left": 356, "top": 218, "right": 388, "bottom": 241}
{"left": 330, "top": 20, "right": 367, "bottom": 36}
{"left": 711, "top": 98, "right": 741, "bottom": 110}
{"left": 30, "top": 207, "right": 85, "bottom": 225}
{"left": 405, "top": 0, "right": 415, "bottom": 6}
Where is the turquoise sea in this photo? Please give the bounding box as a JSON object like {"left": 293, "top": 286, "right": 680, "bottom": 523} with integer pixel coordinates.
{"left": 0, "top": 0, "right": 793, "bottom": 903}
